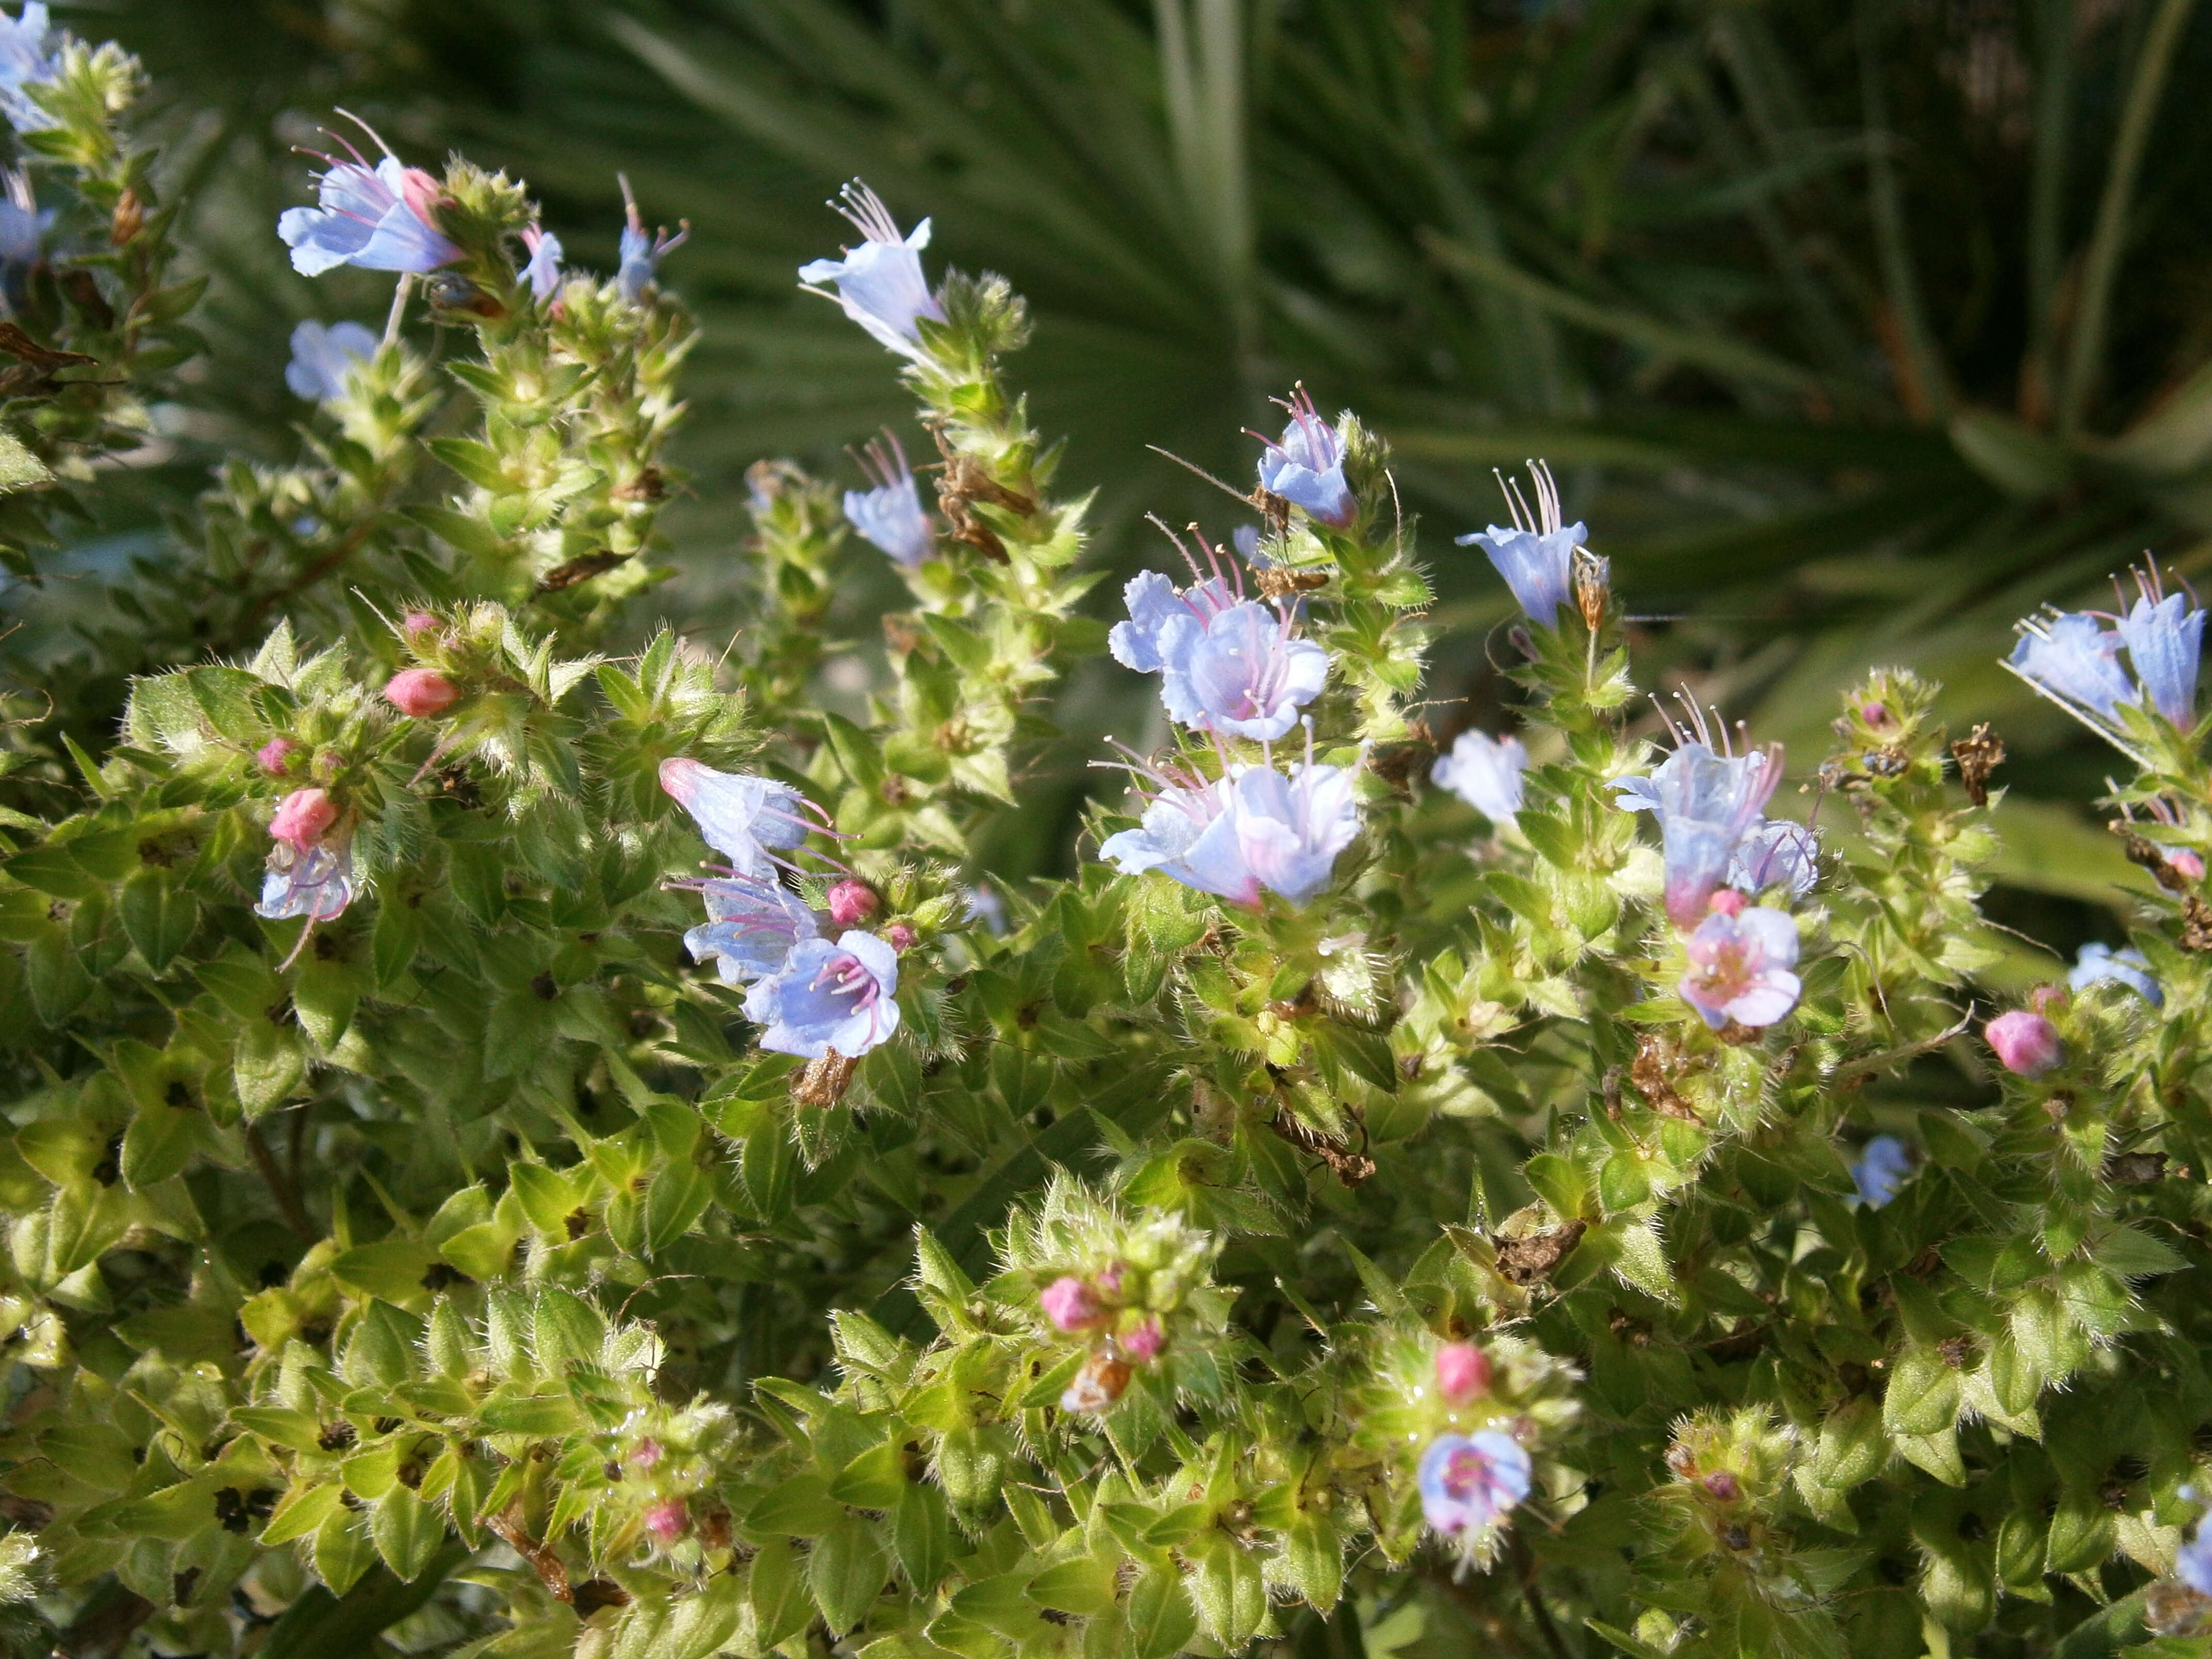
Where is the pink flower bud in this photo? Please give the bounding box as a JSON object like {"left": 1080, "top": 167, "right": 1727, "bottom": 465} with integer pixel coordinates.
{"left": 1860, "top": 701, "right": 1891, "bottom": 727}
{"left": 1119, "top": 1317, "right": 1165, "bottom": 1363}
{"left": 827, "top": 879, "right": 880, "bottom": 927}
{"left": 384, "top": 668, "right": 460, "bottom": 719}
{"left": 1707, "top": 887, "right": 1747, "bottom": 918}
{"left": 1094, "top": 1261, "right": 1127, "bottom": 1297}
{"left": 2168, "top": 850, "right": 2205, "bottom": 887}
{"left": 2028, "top": 984, "right": 2069, "bottom": 1015}
{"left": 643, "top": 1498, "right": 688, "bottom": 1544}
{"left": 1986, "top": 1009, "right": 2062, "bottom": 1078}
{"left": 1702, "top": 1471, "right": 1741, "bottom": 1502}
{"left": 402, "top": 610, "right": 441, "bottom": 637}
{"left": 270, "top": 787, "right": 336, "bottom": 852}
{"left": 887, "top": 922, "right": 918, "bottom": 952}
{"left": 1435, "top": 1341, "right": 1491, "bottom": 1404}
{"left": 1040, "top": 1275, "right": 1101, "bottom": 1333}
{"left": 255, "top": 738, "right": 299, "bottom": 776}
{"left": 627, "top": 1437, "right": 662, "bottom": 1471}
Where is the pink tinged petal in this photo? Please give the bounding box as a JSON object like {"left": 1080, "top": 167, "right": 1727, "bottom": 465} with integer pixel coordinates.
{"left": 1985, "top": 1009, "right": 2063, "bottom": 1077}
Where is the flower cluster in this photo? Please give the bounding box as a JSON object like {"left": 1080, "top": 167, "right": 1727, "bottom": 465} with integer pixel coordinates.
{"left": 2007, "top": 565, "right": 2205, "bottom": 754}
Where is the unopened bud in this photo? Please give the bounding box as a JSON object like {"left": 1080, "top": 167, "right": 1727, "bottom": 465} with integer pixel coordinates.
{"left": 887, "top": 922, "right": 918, "bottom": 952}
{"left": 2169, "top": 850, "right": 2206, "bottom": 886}
{"left": 1707, "top": 887, "right": 1747, "bottom": 918}
{"left": 643, "top": 1498, "right": 688, "bottom": 1544}
{"left": 255, "top": 738, "right": 299, "bottom": 776}
{"left": 1573, "top": 548, "right": 1611, "bottom": 631}
{"left": 270, "top": 787, "right": 336, "bottom": 851}
{"left": 110, "top": 188, "right": 142, "bottom": 246}
{"left": 1702, "top": 1471, "right": 1741, "bottom": 1502}
{"left": 1860, "top": 701, "right": 1892, "bottom": 728}
{"left": 402, "top": 610, "right": 441, "bottom": 638}
{"left": 1986, "top": 1010, "right": 2062, "bottom": 1078}
{"left": 1041, "top": 1275, "right": 1102, "bottom": 1333}
{"left": 1435, "top": 1341, "right": 1491, "bottom": 1404}
{"left": 1119, "top": 1317, "right": 1165, "bottom": 1363}
{"left": 627, "top": 1437, "right": 662, "bottom": 1471}
{"left": 384, "top": 668, "right": 461, "bottom": 719}
{"left": 827, "top": 879, "right": 880, "bottom": 927}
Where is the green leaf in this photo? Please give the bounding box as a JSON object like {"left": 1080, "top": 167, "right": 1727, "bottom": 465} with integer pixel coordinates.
{"left": 744, "top": 1471, "right": 842, "bottom": 1537}
{"left": 1124, "top": 1563, "right": 1197, "bottom": 1659}
{"left": 369, "top": 1486, "right": 443, "bottom": 1581}
{"left": 808, "top": 1510, "right": 886, "bottom": 1636}
{"left": 747, "top": 1537, "right": 811, "bottom": 1650}
{"left": 119, "top": 867, "right": 196, "bottom": 971}
{"left": 0, "top": 424, "right": 53, "bottom": 493}
{"left": 1882, "top": 1349, "right": 1962, "bottom": 1439}
{"left": 1523, "top": 1152, "right": 1589, "bottom": 1221}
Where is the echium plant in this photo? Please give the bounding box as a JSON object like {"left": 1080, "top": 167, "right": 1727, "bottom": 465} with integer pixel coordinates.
{"left": 9, "top": 26, "right": 2212, "bottom": 1659}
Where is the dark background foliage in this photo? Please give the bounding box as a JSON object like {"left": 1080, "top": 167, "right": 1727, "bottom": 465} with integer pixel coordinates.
{"left": 12, "top": 0, "right": 2212, "bottom": 953}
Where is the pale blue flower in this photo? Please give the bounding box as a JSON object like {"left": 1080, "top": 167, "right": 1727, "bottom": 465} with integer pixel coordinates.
{"left": 255, "top": 843, "right": 353, "bottom": 923}
{"left": 2069, "top": 941, "right": 2162, "bottom": 1006}
{"left": 1616, "top": 737, "right": 1784, "bottom": 926}
{"left": 1230, "top": 751, "right": 1361, "bottom": 906}
{"left": 1158, "top": 599, "right": 1328, "bottom": 742}
{"left": 1459, "top": 460, "right": 1586, "bottom": 627}
{"left": 284, "top": 320, "right": 378, "bottom": 403}
{"left": 1728, "top": 818, "right": 1819, "bottom": 900}
{"left": 521, "top": 225, "right": 562, "bottom": 304}
{"left": 965, "top": 885, "right": 1009, "bottom": 935}
{"left": 2179, "top": 1500, "right": 2212, "bottom": 1597}
{"left": 1679, "top": 904, "right": 1800, "bottom": 1030}
{"left": 659, "top": 758, "right": 820, "bottom": 880}
{"left": 1100, "top": 769, "right": 1261, "bottom": 908}
{"left": 2117, "top": 580, "right": 2204, "bottom": 728}
{"left": 1432, "top": 730, "right": 1526, "bottom": 823}
{"left": 743, "top": 930, "right": 902, "bottom": 1059}
{"left": 682, "top": 876, "right": 819, "bottom": 987}
{"left": 616, "top": 174, "right": 687, "bottom": 304}
{"left": 279, "top": 144, "right": 463, "bottom": 278}
{"left": 1850, "top": 1135, "right": 1912, "bottom": 1207}
{"left": 2008, "top": 611, "right": 2133, "bottom": 724}
{"left": 798, "top": 181, "right": 944, "bottom": 358}
{"left": 0, "top": 3, "right": 58, "bottom": 134}
{"left": 1418, "top": 1431, "right": 1532, "bottom": 1537}
{"left": 1110, "top": 570, "right": 1234, "bottom": 675}
{"left": 1255, "top": 388, "right": 1355, "bottom": 527}
{"left": 844, "top": 433, "right": 933, "bottom": 567}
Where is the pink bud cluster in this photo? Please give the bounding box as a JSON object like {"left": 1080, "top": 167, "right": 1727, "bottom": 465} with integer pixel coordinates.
{"left": 1045, "top": 1262, "right": 1168, "bottom": 1415}
{"left": 1986, "top": 1008, "right": 2062, "bottom": 1078}
{"left": 385, "top": 667, "right": 461, "bottom": 719}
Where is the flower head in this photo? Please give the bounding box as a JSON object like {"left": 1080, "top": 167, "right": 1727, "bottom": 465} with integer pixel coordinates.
{"left": 658, "top": 758, "right": 822, "bottom": 881}
{"left": 742, "top": 930, "right": 902, "bottom": 1059}
{"left": 2180, "top": 1503, "right": 2212, "bottom": 1597}
{"left": 1986, "top": 1009, "right": 2063, "bottom": 1077}
{"left": 269, "top": 787, "right": 337, "bottom": 853}
{"left": 1255, "top": 387, "right": 1355, "bottom": 527}
{"left": 1418, "top": 1430, "right": 1533, "bottom": 1537}
{"left": 1229, "top": 746, "right": 1362, "bottom": 906}
{"left": 1458, "top": 462, "right": 1584, "bottom": 627}
{"left": 279, "top": 123, "right": 463, "bottom": 278}
{"left": 682, "top": 876, "right": 819, "bottom": 987}
{"left": 2008, "top": 610, "right": 2132, "bottom": 724}
{"left": 1098, "top": 760, "right": 1262, "bottom": 908}
{"left": 284, "top": 319, "right": 378, "bottom": 403}
{"left": 1679, "top": 906, "right": 1801, "bottom": 1030}
{"left": 520, "top": 224, "right": 562, "bottom": 304}
{"left": 797, "top": 181, "right": 944, "bottom": 357}
{"left": 384, "top": 668, "right": 459, "bottom": 719}
{"left": 1850, "top": 1135, "right": 1913, "bottom": 1207}
{"left": 2069, "top": 941, "right": 2162, "bottom": 1006}
{"left": 0, "top": 4, "right": 58, "bottom": 134}
{"left": 1040, "top": 1276, "right": 1103, "bottom": 1333}
{"left": 1728, "top": 818, "right": 1819, "bottom": 899}
{"left": 1617, "top": 718, "right": 1784, "bottom": 928}
{"left": 1110, "top": 568, "right": 1235, "bottom": 676}
{"left": 1435, "top": 1342, "right": 1491, "bottom": 1404}
{"left": 256, "top": 842, "right": 353, "bottom": 923}
{"left": 843, "top": 432, "right": 934, "bottom": 567}
{"left": 616, "top": 175, "right": 688, "bottom": 304}
{"left": 1433, "top": 730, "right": 1527, "bottom": 823}
{"left": 1159, "top": 598, "right": 1328, "bottom": 741}
{"left": 2116, "top": 567, "right": 2205, "bottom": 727}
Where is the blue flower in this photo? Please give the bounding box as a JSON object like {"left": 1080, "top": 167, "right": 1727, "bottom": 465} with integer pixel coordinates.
{"left": 284, "top": 319, "right": 378, "bottom": 403}
{"left": 0, "top": 168, "right": 48, "bottom": 310}
{"left": 1418, "top": 1431, "right": 1532, "bottom": 1537}
{"left": 844, "top": 433, "right": 934, "bottom": 567}
{"left": 1616, "top": 734, "right": 1784, "bottom": 927}
{"left": 1850, "top": 1135, "right": 1913, "bottom": 1207}
{"left": 659, "top": 758, "right": 822, "bottom": 880}
{"left": 1229, "top": 746, "right": 1362, "bottom": 906}
{"left": 2116, "top": 573, "right": 2204, "bottom": 728}
{"left": 1459, "top": 462, "right": 1585, "bottom": 627}
{"left": 1099, "top": 767, "right": 1261, "bottom": 908}
{"left": 0, "top": 3, "right": 58, "bottom": 134}
{"left": 1109, "top": 570, "right": 1235, "bottom": 675}
{"left": 279, "top": 136, "right": 463, "bottom": 278}
{"left": 1159, "top": 599, "right": 1328, "bottom": 742}
{"left": 521, "top": 224, "right": 562, "bottom": 304}
{"left": 1432, "top": 730, "right": 1527, "bottom": 824}
{"left": 965, "top": 885, "right": 1009, "bottom": 935}
{"left": 1728, "top": 818, "right": 1819, "bottom": 899}
{"left": 616, "top": 173, "right": 688, "bottom": 304}
{"left": 743, "top": 930, "right": 902, "bottom": 1059}
{"left": 1255, "top": 388, "right": 1355, "bottom": 527}
{"left": 798, "top": 181, "right": 944, "bottom": 358}
{"left": 682, "top": 876, "right": 819, "bottom": 987}
{"left": 255, "top": 842, "right": 353, "bottom": 923}
{"left": 2180, "top": 1500, "right": 2212, "bottom": 1597}
{"left": 2069, "top": 941, "right": 2162, "bottom": 1006}
{"left": 2008, "top": 611, "right": 2134, "bottom": 724}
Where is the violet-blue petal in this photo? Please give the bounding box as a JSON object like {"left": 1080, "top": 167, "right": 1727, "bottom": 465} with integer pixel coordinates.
{"left": 1231, "top": 762, "right": 1360, "bottom": 905}
{"left": 1168, "top": 600, "right": 1328, "bottom": 741}
{"left": 1100, "top": 779, "right": 1261, "bottom": 907}
{"left": 659, "top": 758, "right": 814, "bottom": 879}
{"left": 1728, "top": 818, "right": 1819, "bottom": 899}
{"left": 1459, "top": 523, "right": 1581, "bottom": 626}
{"left": 2009, "top": 612, "right": 2133, "bottom": 722}
{"left": 799, "top": 216, "right": 944, "bottom": 357}
{"left": 1850, "top": 1135, "right": 1912, "bottom": 1207}
{"left": 2068, "top": 941, "right": 2162, "bottom": 1006}
{"left": 1257, "top": 408, "right": 1355, "bottom": 527}
{"left": 1418, "top": 1431, "right": 1533, "bottom": 1536}
{"left": 742, "top": 930, "right": 902, "bottom": 1058}
{"left": 684, "top": 878, "right": 819, "bottom": 986}
{"left": 255, "top": 843, "right": 353, "bottom": 923}
{"left": 845, "top": 472, "right": 933, "bottom": 567}
{"left": 1433, "top": 731, "right": 1527, "bottom": 823}
{"left": 0, "top": 3, "right": 57, "bottom": 133}
{"left": 2118, "top": 590, "right": 2204, "bottom": 727}
{"left": 284, "top": 319, "right": 378, "bottom": 403}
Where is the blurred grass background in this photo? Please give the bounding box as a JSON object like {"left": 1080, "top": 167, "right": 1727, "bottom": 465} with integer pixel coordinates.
{"left": 17, "top": 0, "right": 2212, "bottom": 967}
